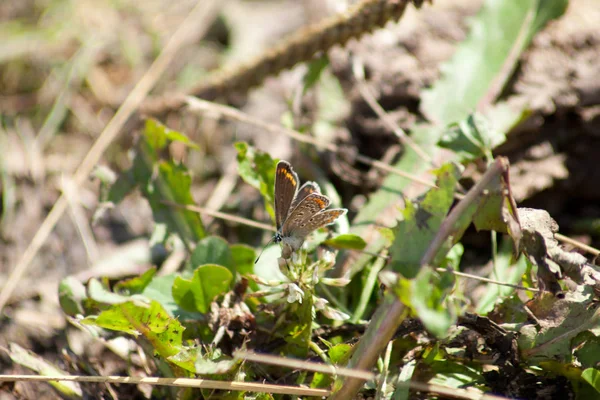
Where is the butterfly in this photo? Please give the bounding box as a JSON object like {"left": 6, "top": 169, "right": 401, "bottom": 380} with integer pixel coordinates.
{"left": 273, "top": 160, "right": 347, "bottom": 259}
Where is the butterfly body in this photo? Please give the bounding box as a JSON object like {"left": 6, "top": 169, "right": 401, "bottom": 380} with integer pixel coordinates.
{"left": 273, "top": 161, "right": 346, "bottom": 259}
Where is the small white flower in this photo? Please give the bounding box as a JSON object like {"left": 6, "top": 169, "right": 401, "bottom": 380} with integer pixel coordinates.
{"left": 286, "top": 283, "right": 304, "bottom": 304}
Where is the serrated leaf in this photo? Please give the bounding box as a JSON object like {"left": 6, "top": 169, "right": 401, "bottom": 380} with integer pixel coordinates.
{"left": 421, "top": 0, "right": 568, "bottom": 125}
{"left": 172, "top": 265, "right": 233, "bottom": 313}
{"left": 322, "top": 234, "right": 366, "bottom": 250}
{"left": 389, "top": 163, "right": 461, "bottom": 278}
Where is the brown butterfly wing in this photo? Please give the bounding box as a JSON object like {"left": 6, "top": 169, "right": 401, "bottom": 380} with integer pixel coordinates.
{"left": 281, "top": 193, "right": 330, "bottom": 236}
{"left": 288, "top": 209, "right": 347, "bottom": 238}
{"left": 290, "top": 181, "right": 321, "bottom": 212}
{"left": 275, "top": 161, "right": 299, "bottom": 230}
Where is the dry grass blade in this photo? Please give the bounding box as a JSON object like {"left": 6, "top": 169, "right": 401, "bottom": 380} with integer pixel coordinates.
{"left": 185, "top": 96, "right": 437, "bottom": 188}
{"left": 0, "top": 375, "right": 329, "bottom": 397}
{"left": 0, "top": 0, "right": 222, "bottom": 313}
{"left": 555, "top": 233, "right": 600, "bottom": 256}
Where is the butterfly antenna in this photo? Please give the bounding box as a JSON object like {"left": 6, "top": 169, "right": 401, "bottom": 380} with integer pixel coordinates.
{"left": 255, "top": 236, "right": 276, "bottom": 264}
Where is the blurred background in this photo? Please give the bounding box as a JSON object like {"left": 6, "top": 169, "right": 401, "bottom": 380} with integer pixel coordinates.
{"left": 1, "top": 0, "right": 600, "bottom": 397}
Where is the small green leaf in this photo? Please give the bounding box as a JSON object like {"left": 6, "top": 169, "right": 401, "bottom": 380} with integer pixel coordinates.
{"left": 172, "top": 265, "right": 233, "bottom": 313}
{"left": 235, "top": 142, "right": 277, "bottom": 222}
{"left": 582, "top": 368, "right": 600, "bottom": 393}
{"left": 58, "top": 276, "right": 86, "bottom": 316}
{"left": 323, "top": 234, "right": 366, "bottom": 250}
{"left": 114, "top": 267, "right": 157, "bottom": 295}
{"left": 438, "top": 114, "right": 504, "bottom": 161}
{"left": 144, "top": 119, "right": 199, "bottom": 150}
{"left": 303, "top": 55, "right": 329, "bottom": 94}
{"left": 411, "top": 268, "right": 455, "bottom": 338}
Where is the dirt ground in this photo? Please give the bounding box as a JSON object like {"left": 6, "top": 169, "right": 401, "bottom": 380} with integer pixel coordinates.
{"left": 1, "top": 0, "right": 600, "bottom": 398}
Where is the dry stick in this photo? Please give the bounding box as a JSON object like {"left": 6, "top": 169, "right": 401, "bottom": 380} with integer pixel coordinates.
{"left": 0, "top": 0, "right": 222, "bottom": 313}
{"left": 235, "top": 351, "right": 508, "bottom": 400}
{"left": 185, "top": 97, "right": 437, "bottom": 188}
{"left": 140, "top": 0, "right": 419, "bottom": 114}
{"left": 0, "top": 375, "right": 328, "bottom": 397}
{"left": 555, "top": 233, "right": 600, "bottom": 256}
{"left": 352, "top": 57, "right": 433, "bottom": 165}
{"left": 436, "top": 268, "right": 538, "bottom": 293}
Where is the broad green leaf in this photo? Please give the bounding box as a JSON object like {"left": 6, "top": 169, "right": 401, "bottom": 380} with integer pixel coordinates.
{"left": 575, "top": 334, "right": 600, "bottom": 370}
{"left": 235, "top": 142, "right": 277, "bottom": 222}
{"left": 346, "top": 124, "right": 441, "bottom": 277}
{"left": 114, "top": 267, "right": 157, "bottom": 295}
{"left": 582, "top": 368, "right": 600, "bottom": 394}
{"left": 172, "top": 265, "right": 233, "bottom": 314}
{"left": 89, "top": 300, "right": 184, "bottom": 358}
{"left": 389, "top": 163, "right": 461, "bottom": 278}
{"left": 191, "top": 236, "right": 233, "bottom": 272}
{"left": 8, "top": 343, "right": 82, "bottom": 398}
{"left": 421, "top": 0, "right": 568, "bottom": 125}
{"left": 322, "top": 234, "right": 366, "bottom": 250}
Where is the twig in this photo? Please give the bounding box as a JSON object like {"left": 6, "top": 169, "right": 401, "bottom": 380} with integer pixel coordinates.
{"left": 0, "top": 0, "right": 223, "bottom": 313}
{"left": 162, "top": 201, "right": 275, "bottom": 232}
{"left": 352, "top": 57, "right": 433, "bottom": 165}
{"left": 555, "top": 233, "right": 600, "bottom": 256}
{"left": 185, "top": 97, "right": 437, "bottom": 188}
{"left": 236, "top": 351, "right": 509, "bottom": 400}
{"left": 436, "top": 268, "right": 538, "bottom": 293}
{"left": 0, "top": 375, "right": 328, "bottom": 397}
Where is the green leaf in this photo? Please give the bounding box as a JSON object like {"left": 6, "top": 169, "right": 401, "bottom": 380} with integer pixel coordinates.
{"left": 476, "top": 241, "right": 528, "bottom": 315}
{"left": 389, "top": 163, "right": 461, "bottom": 278}
{"left": 87, "top": 278, "right": 150, "bottom": 306}
{"left": 575, "top": 334, "right": 600, "bottom": 370}
{"left": 421, "top": 0, "right": 568, "bottom": 125}
{"left": 235, "top": 142, "right": 277, "bottom": 222}
{"left": 191, "top": 236, "right": 233, "bottom": 272}
{"left": 8, "top": 343, "right": 82, "bottom": 398}
{"left": 411, "top": 268, "right": 455, "bottom": 338}
{"left": 126, "top": 120, "right": 206, "bottom": 246}
{"left": 582, "top": 368, "right": 600, "bottom": 393}
{"left": 114, "top": 267, "right": 157, "bottom": 295}
{"left": 347, "top": 124, "right": 442, "bottom": 277}
{"left": 58, "top": 276, "right": 86, "bottom": 316}
{"left": 322, "top": 234, "right": 366, "bottom": 250}
{"left": 230, "top": 243, "right": 256, "bottom": 277}
{"left": 303, "top": 55, "right": 329, "bottom": 94}
{"left": 393, "top": 359, "right": 416, "bottom": 400}
{"left": 438, "top": 114, "right": 505, "bottom": 161}
{"left": 89, "top": 300, "right": 184, "bottom": 358}
{"left": 144, "top": 119, "right": 199, "bottom": 150}
{"left": 172, "top": 265, "right": 233, "bottom": 313}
